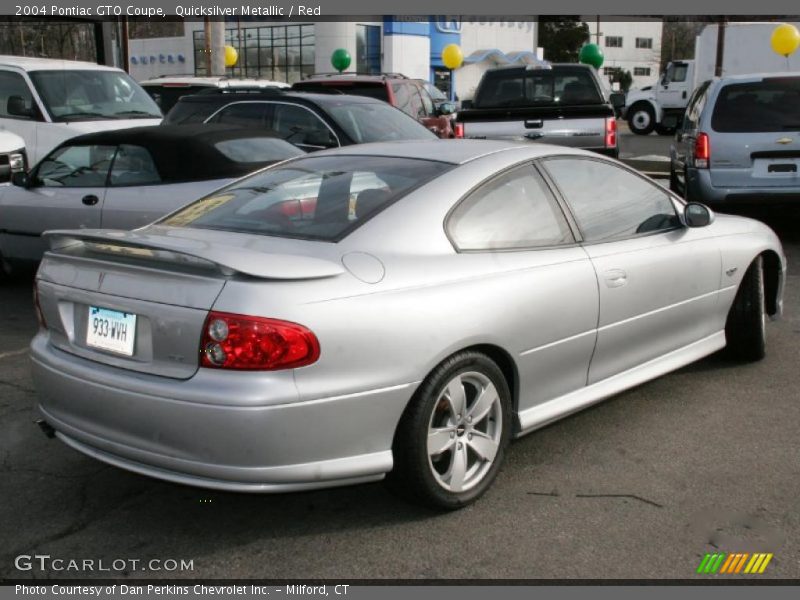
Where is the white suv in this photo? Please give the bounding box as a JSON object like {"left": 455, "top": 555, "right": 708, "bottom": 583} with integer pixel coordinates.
{"left": 0, "top": 56, "right": 162, "bottom": 165}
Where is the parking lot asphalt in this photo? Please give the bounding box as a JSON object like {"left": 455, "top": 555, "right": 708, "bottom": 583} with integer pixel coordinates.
{"left": 1, "top": 214, "right": 798, "bottom": 581}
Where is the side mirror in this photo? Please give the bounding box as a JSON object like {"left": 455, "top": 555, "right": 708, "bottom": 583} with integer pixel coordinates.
{"left": 7, "top": 95, "right": 34, "bottom": 119}
{"left": 684, "top": 202, "right": 713, "bottom": 228}
{"left": 304, "top": 129, "right": 337, "bottom": 148}
{"left": 609, "top": 92, "right": 626, "bottom": 110}
{"left": 437, "top": 102, "right": 456, "bottom": 116}
{"left": 10, "top": 171, "right": 30, "bottom": 188}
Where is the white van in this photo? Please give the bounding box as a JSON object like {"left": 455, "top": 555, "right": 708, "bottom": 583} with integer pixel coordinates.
{"left": 0, "top": 56, "right": 162, "bottom": 165}
{"left": 0, "top": 130, "right": 25, "bottom": 183}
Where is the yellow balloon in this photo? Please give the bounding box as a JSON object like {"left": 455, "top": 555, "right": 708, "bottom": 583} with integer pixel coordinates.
{"left": 770, "top": 23, "right": 800, "bottom": 57}
{"left": 441, "top": 44, "right": 464, "bottom": 70}
{"left": 224, "top": 45, "right": 239, "bottom": 67}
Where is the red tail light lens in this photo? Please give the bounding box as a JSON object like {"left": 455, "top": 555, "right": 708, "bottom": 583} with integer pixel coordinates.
{"left": 605, "top": 117, "right": 617, "bottom": 148}
{"left": 695, "top": 132, "right": 710, "bottom": 168}
{"left": 33, "top": 283, "right": 46, "bottom": 329}
{"left": 200, "top": 311, "right": 320, "bottom": 371}
{"left": 454, "top": 122, "right": 465, "bottom": 139}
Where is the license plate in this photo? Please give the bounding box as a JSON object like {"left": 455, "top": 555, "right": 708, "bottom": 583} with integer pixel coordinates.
{"left": 86, "top": 306, "right": 137, "bottom": 356}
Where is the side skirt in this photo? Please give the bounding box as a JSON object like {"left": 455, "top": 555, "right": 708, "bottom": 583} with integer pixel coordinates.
{"left": 515, "top": 330, "right": 726, "bottom": 437}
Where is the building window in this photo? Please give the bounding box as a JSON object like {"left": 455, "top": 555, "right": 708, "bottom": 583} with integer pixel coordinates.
{"left": 635, "top": 37, "right": 653, "bottom": 49}
{"left": 356, "top": 25, "right": 381, "bottom": 74}
{"left": 634, "top": 67, "right": 651, "bottom": 76}
{"left": 603, "top": 67, "right": 622, "bottom": 77}
{"left": 605, "top": 36, "right": 623, "bottom": 48}
{"left": 193, "top": 24, "right": 315, "bottom": 84}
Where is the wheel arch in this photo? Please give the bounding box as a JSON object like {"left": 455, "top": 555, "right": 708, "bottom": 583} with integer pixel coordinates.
{"left": 761, "top": 249, "right": 782, "bottom": 317}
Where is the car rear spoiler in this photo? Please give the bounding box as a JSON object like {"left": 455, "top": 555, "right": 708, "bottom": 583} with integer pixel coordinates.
{"left": 43, "top": 229, "right": 344, "bottom": 281}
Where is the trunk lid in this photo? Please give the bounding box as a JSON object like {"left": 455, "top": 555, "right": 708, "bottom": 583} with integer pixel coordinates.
{"left": 36, "top": 227, "right": 344, "bottom": 379}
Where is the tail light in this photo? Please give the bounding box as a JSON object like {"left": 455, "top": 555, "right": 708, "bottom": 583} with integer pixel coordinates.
{"left": 33, "top": 283, "right": 46, "bottom": 329}
{"left": 605, "top": 117, "right": 617, "bottom": 148}
{"left": 454, "top": 122, "right": 464, "bottom": 139}
{"left": 694, "top": 132, "right": 710, "bottom": 168}
{"left": 200, "top": 311, "right": 320, "bottom": 371}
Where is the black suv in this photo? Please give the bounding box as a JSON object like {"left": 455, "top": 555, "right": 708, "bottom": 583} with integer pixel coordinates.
{"left": 164, "top": 88, "right": 436, "bottom": 151}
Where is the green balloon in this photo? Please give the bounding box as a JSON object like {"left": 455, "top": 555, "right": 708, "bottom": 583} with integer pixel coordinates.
{"left": 331, "top": 48, "right": 351, "bottom": 72}
{"left": 579, "top": 43, "right": 604, "bottom": 69}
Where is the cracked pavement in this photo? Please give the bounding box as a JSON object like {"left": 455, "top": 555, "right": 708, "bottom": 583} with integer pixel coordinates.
{"left": 0, "top": 215, "right": 798, "bottom": 581}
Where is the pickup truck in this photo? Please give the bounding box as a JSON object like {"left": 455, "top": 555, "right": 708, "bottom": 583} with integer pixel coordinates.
{"left": 456, "top": 64, "right": 621, "bottom": 158}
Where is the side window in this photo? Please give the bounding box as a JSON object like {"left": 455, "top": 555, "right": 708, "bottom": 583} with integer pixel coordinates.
{"left": 682, "top": 82, "right": 710, "bottom": 131}
{"left": 408, "top": 88, "right": 426, "bottom": 119}
{"left": 419, "top": 87, "right": 436, "bottom": 116}
{"left": 109, "top": 145, "right": 161, "bottom": 187}
{"left": 543, "top": 158, "right": 680, "bottom": 243}
{"left": 392, "top": 83, "right": 412, "bottom": 117}
{"left": 0, "top": 70, "right": 35, "bottom": 119}
{"left": 271, "top": 104, "right": 336, "bottom": 148}
{"left": 36, "top": 145, "right": 117, "bottom": 188}
{"left": 447, "top": 165, "right": 574, "bottom": 251}
{"left": 209, "top": 103, "right": 269, "bottom": 127}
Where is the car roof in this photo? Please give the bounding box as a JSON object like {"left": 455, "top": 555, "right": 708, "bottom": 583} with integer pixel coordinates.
{"left": 0, "top": 55, "right": 119, "bottom": 72}
{"left": 715, "top": 71, "right": 800, "bottom": 84}
{"left": 311, "top": 139, "right": 591, "bottom": 165}
{"left": 61, "top": 124, "right": 301, "bottom": 183}
{"left": 140, "top": 76, "right": 289, "bottom": 88}
{"left": 175, "top": 89, "right": 382, "bottom": 105}
{"left": 297, "top": 73, "right": 408, "bottom": 83}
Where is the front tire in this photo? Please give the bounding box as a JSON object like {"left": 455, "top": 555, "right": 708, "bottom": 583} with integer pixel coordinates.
{"left": 725, "top": 256, "right": 766, "bottom": 362}
{"left": 627, "top": 103, "right": 656, "bottom": 135}
{"left": 388, "top": 351, "right": 512, "bottom": 509}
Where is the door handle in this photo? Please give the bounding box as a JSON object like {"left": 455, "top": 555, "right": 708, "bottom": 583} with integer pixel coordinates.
{"left": 524, "top": 119, "right": 543, "bottom": 129}
{"left": 82, "top": 194, "right": 99, "bottom": 206}
{"left": 604, "top": 269, "right": 628, "bottom": 288}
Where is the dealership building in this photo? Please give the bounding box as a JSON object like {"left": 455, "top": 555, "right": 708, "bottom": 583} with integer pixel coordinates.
{"left": 127, "top": 18, "right": 542, "bottom": 100}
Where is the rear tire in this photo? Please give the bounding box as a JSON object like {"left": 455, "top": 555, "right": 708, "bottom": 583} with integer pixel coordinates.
{"left": 627, "top": 103, "right": 656, "bottom": 135}
{"left": 387, "top": 351, "right": 512, "bottom": 509}
{"left": 725, "top": 256, "right": 766, "bottom": 362}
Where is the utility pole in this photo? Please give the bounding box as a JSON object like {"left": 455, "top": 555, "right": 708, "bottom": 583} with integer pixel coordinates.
{"left": 714, "top": 17, "right": 727, "bottom": 77}
{"left": 203, "top": 18, "right": 211, "bottom": 75}
{"left": 594, "top": 16, "right": 602, "bottom": 44}
{"left": 209, "top": 19, "right": 226, "bottom": 76}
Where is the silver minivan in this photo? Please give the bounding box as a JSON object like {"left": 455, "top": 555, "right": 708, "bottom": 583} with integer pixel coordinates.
{"left": 670, "top": 73, "right": 800, "bottom": 208}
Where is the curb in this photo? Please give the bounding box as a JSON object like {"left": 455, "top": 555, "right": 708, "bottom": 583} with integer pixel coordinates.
{"left": 620, "top": 158, "right": 670, "bottom": 176}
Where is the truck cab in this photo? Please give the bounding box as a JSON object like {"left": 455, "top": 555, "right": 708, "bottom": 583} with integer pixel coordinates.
{"left": 0, "top": 56, "right": 163, "bottom": 165}
{"left": 624, "top": 60, "right": 695, "bottom": 135}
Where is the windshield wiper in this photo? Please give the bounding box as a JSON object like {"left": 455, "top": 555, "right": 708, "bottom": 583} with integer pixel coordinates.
{"left": 113, "top": 110, "right": 160, "bottom": 118}
{"left": 59, "top": 112, "right": 107, "bottom": 120}
{"left": 781, "top": 124, "right": 800, "bottom": 130}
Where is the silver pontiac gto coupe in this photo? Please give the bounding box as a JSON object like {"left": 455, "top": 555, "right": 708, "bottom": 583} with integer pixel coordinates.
{"left": 31, "top": 140, "right": 786, "bottom": 508}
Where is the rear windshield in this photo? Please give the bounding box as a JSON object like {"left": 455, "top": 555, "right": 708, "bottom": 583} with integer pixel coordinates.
{"left": 293, "top": 81, "right": 390, "bottom": 102}
{"left": 712, "top": 77, "right": 800, "bottom": 132}
{"left": 324, "top": 102, "right": 437, "bottom": 143}
{"left": 161, "top": 155, "right": 450, "bottom": 241}
{"left": 474, "top": 68, "right": 603, "bottom": 108}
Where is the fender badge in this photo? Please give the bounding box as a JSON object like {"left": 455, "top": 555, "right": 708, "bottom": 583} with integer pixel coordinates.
{"left": 776, "top": 137, "right": 793, "bottom": 145}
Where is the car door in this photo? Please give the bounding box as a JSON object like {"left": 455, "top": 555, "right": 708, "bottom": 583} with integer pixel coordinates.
{"left": 446, "top": 163, "right": 599, "bottom": 413}
{"left": 541, "top": 156, "right": 722, "bottom": 384}
{"left": 0, "top": 143, "right": 112, "bottom": 262}
{"left": 0, "top": 69, "right": 42, "bottom": 161}
{"left": 100, "top": 144, "right": 230, "bottom": 230}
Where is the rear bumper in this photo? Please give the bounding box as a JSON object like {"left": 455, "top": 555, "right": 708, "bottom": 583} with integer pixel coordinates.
{"left": 687, "top": 168, "right": 800, "bottom": 207}
{"left": 31, "top": 333, "right": 414, "bottom": 492}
